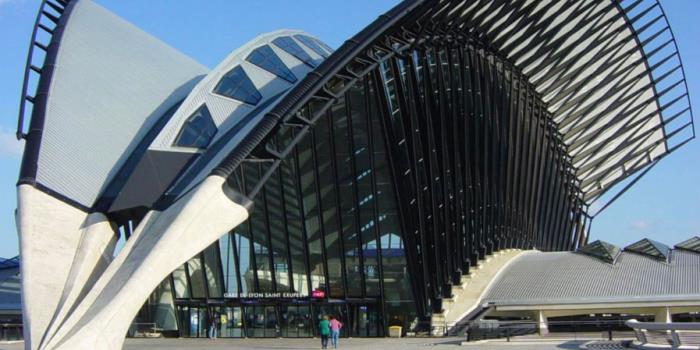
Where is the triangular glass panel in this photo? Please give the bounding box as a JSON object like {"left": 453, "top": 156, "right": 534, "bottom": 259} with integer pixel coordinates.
{"left": 577, "top": 240, "right": 621, "bottom": 264}
{"left": 675, "top": 236, "right": 700, "bottom": 253}
{"left": 174, "top": 105, "right": 217, "bottom": 149}
{"left": 272, "top": 36, "right": 321, "bottom": 68}
{"left": 293, "top": 34, "right": 330, "bottom": 58}
{"left": 246, "top": 45, "right": 297, "bottom": 83}
{"left": 624, "top": 238, "right": 670, "bottom": 261}
{"left": 213, "top": 65, "right": 262, "bottom": 105}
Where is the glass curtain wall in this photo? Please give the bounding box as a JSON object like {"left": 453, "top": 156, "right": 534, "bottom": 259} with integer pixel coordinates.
{"left": 167, "top": 74, "right": 416, "bottom": 337}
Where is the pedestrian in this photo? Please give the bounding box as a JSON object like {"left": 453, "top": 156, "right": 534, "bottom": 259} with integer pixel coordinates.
{"left": 319, "top": 315, "right": 330, "bottom": 349}
{"left": 329, "top": 315, "right": 343, "bottom": 348}
{"left": 208, "top": 312, "right": 218, "bottom": 340}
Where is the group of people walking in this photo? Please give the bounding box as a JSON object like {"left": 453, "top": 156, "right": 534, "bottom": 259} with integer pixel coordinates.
{"left": 205, "top": 310, "right": 344, "bottom": 348}
{"left": 319, "top": 315, "right": 343, "bottom": 349}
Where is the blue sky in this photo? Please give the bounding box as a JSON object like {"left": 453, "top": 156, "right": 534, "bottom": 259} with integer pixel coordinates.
{"left": 0, "top": 0, "right": 697, "bottom": 258}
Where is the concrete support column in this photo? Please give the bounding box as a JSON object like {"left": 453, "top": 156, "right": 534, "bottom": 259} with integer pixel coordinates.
{"left": 16, "top": 185, "right": 88, "bottom": 350}
{"left": 654, "top": 307, "right": 672, "bottom": 323}
{"left": 537, "top": 310, "right": 549, "bottom": 335}
{"left": 41, "top": 176, "right": 251, "bottom": 350}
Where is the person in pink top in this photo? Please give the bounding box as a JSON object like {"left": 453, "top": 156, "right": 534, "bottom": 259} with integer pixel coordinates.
{"left": 328, "top": 315, "right": 343, "bottom": 348}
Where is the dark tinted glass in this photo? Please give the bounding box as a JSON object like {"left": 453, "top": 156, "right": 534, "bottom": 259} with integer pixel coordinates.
{"left": 213, "top": 66, "right": 262, "bottom": 105}
{"left": 676, "top": 236, "right": 700, "bottom": 253}
{"left": 174, "top": 105, "right": 217, "bottom": 148}
{"left": 293, "top": 34, "right": 329, "bottom": 58}
{"left": 246, "top": 45, "right": 297, "bottom": 83}
{"left": 272, "top": 36, "right": 320, "bottom": 68}
{"left": 625, "top": 238, "right": 670, "bottom": 260}
{"left": 578, "top": 240, "right": 621, "bottom": 264}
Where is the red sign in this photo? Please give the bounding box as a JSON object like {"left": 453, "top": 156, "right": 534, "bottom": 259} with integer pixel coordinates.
{"left": 311, "top": 289, "right": 325, "bottom": 299}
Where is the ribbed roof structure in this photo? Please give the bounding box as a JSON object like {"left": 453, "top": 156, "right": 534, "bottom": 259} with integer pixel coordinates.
{"left": 12, "top": 0, "right": 696, "bottom": 346}
{"left": 484, "top": 247, "right": 700, "bottom": 306}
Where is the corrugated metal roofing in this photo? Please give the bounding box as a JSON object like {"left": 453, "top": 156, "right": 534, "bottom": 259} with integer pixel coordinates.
{"left": 483, "top": 249, "right": 700, "bottom": 306}
{"left": 35, "top": 0, "right": 207, "bottom": 208}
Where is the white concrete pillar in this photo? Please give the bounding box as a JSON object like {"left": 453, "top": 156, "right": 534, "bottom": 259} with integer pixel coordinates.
{"left": 40, "top": 213, "right": 116, "bottom": 349}
{"left": 654, "top": 307, "right": 672, "bottom": 323}
{"left": 16, "top": 185, "right": 88, "bottom": 350}
{"left": 42, "top": 176, "right": 251, "bottom": 350}
{"left": 537, "top": 311, "right": 549, "bottom": 335}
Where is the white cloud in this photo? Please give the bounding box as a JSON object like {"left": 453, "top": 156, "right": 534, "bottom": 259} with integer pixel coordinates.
{"left": 0, "top": 129, "right": 24, "bottom": 159}
{"left": 629, "top": 220, "right": 653, "bottom": 231}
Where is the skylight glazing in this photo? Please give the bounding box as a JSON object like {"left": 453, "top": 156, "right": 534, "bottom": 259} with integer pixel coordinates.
{"left": 293, "top": 34, "right": 330, "bottom": 58}
{"left": 272, "top": 36, "right": 320, "bottom": 68}
{"left": 675, "top": 236, "right": 700, "bottom": 253}
{"left": 625, "top": 238, "right": 671, "bottom": 260}
{"left": 246, "top": 45, "right": 297, "bottom": 83}
{"left": 213, "top": 66, "right": 262, "bottom": 105}
{"left": 577, "top": 240, "right": 621, "bottom": 264}
{"left": 174, "top": 105, "right": 217, "bottom": 149}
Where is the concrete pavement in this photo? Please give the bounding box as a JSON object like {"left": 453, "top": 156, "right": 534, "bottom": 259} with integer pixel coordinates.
{"left": 0, "top": 338, "right": 630, "bottom": 350}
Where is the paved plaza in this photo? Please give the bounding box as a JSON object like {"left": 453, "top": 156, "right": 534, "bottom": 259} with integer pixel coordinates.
{"left": 0, "top": 338, "right": 630, "bottom": 350}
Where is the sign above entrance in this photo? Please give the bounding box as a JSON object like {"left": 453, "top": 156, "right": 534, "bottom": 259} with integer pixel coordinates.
{"left": 224, "top": 292, "right": 304, "bottom": 299}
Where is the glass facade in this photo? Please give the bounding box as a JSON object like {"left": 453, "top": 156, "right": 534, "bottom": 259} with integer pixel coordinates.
{"left": 159, "top": 75, "right": 415, "bottom": 338}
{"left": 144, "top": 37, "right": 584, "bottom": 340}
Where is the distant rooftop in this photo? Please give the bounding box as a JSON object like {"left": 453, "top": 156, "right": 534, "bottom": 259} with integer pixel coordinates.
{"left": 0, "top": 256, "right": 19, "bottom": 270}
{"left": 483, "top": 237, "right": 700, "bottom": 307}
{"left": 675, "top": 236, "right": 700, "bottom": 253}
{"left": 577, "top": 240, "right": 621, "bottom": 264}
{"left": 625, "top": 238, "right": 671, "bottom": 261}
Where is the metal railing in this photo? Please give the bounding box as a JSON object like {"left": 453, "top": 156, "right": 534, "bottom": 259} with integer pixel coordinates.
{"left": 0, "top": 323, "right": 23, "bottom": 341}
{"left": 626, "top": 319, "right": 700, "bottom": 348}
{"left": 462, "top": 319, "right": 636, "bottom": 342}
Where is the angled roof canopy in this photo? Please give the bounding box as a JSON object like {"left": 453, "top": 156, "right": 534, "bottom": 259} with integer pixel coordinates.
{"left": 625, "top": 238, "right": 671, "bottom": 260}
{"left": 209, "top": 0, "right": 695, "bottom": 216}
{"left": 675, "top": 236, "right": 700, "bottom": 253}
{"left": 577, "top": 240, "right": 621, "bottom": 264}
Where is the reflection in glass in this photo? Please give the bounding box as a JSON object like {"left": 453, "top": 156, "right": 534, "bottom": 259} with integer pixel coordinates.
{"left": 272, "top": 36, "right": 320, "bottom": 67}
{"left": 246, "top": 45, "right": 297, "bottom": 83}
{"left": 186, "top": 257, "right": 206, "bottom": 298}
{"left": 213, "top": 66, "right": 262, "bottom": 105}
{"left": 174, "top": 105, "right": 217, "bottom": 148}
{"left": 203, "top": 243, "right": 224, "bottom": 297}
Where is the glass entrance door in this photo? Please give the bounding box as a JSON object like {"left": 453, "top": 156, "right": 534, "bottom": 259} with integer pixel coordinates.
{"left": 280, "top": 305, "right": 312, "bottom": 337}
{"left": 350, "top": 304, "right": 382, "bottom": 337}
{"left": 244, "top": 305, "right": 278, "bottom": 337}
{"left": 220, "top": 306, "right": 244, "bottom": 337}
{"left": 176, "top": 305, "right": 209, "bottom": 338}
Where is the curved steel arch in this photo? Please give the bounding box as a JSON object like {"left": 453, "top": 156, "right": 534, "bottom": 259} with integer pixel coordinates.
{"left": 210, "top": 0, "right": 693, "bottom": 211}
{"left": 202, "top": 0, "right": 693, "bottom": 320}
